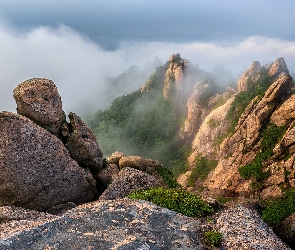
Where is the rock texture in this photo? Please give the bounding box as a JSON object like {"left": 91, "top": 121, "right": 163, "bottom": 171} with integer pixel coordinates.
{"left": 99, "top": 167, "right": 165, "bottom": 200}
{"left": 215, "top": 205, "right": 291, "bottom": 249}
{"left": 13, "top": 78, "right": 66, "bottom": 137}
{"left": 203, "top": 70, "right": 293, "bottom": 197}
{"left": 275, "top": 212, "right": 295, "bottom": 247}
{"left": 65, "top": 112, "right": 103, "bottom": 175}
{"left": 238, "top": 61, "right": 261, "bottom": 92}
{"left": 0, "top": 112, "right": 96, "bottom": 211}
{"left": 0, "top": 199, "right": 205, "bottom": 250}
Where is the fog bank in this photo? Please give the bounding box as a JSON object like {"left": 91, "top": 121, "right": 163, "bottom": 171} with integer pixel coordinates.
{"left": 1, "top": 21, "right": 295, "bottom": 115}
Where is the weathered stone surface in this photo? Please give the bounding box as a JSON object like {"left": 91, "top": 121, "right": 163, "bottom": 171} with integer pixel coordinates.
{"left": 266, "top": 57, "right": 289, "bottom": 78}
{"left": 204, "top": 72, "right": 293, "bottom": 196}
{"left": 96, "top": 164, "right": 120, "bottom": 195}
{"left": 66, "top": 112, "right": 103, "bottom": 175}
{"left": 0, "top": 206, "right": 58, "bottom": 240}
{"left": 13, "top": 78, "right": 66, "bottom": 137}
{"left": 275, "top": 212, "right": 295, "bottom": 247}
{"left": 99, "top": 167, "right": 165, "bottom": 200}
{"left": 238, "top": 61, "right": 261, "bottom": 92}
{"left": 106, "top": 151, "right": 126, "bottom": 165}
{"left": 119, "top": 155, "right": 162, "bottom": 171}
{"left": 260, "top": 185, "right": 284, "bottom": 201}
{"left": 0, "top": 112, "right": 96, "bottom": 211}
{"left": 271, "top": 94, "right": 295, "bottom": 126}
{"left": 216, "top": 205, "right": 291, "bottom": 249}
{"left": 0, "top": 199, "right": 205, "bottom": 249}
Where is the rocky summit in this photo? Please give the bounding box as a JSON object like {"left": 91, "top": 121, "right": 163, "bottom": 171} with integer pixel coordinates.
{"left": 1, "top": 54, "right": 295, "bottom": 249}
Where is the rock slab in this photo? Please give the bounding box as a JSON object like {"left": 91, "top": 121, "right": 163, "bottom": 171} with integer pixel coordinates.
{"left": 0, "top": 199, "right": 204, "bottom": 250}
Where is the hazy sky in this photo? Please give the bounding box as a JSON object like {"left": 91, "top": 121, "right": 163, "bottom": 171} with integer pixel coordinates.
{"left": 1, "top": 0, "right": 295, "bottom": 114}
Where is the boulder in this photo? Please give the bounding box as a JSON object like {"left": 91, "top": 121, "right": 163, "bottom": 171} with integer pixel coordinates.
{"left": 65, "top": 112, "right": 103, "bottom": 175}
{"left": 13, "top": 78, "right": 66, "bottom": 137}
{"left": 106, "top": 151, "right": 126, "bottom": 165}
{"left": 99, "top": 167, "right": 165, "bottom": 200}
{"left": 118, "top": 155, "right": 162, "bottom": 172}
{"left": 0, "top": 199, "right": 205, "bottom": 249}
{"left": 275, "top": 212, "right": 295, "bottom": 247}
{"left": 215, "top": 205, "right": 291, "bottom": 249}
{"left": 0, "top": 112, "right": 96, "bottom": 211}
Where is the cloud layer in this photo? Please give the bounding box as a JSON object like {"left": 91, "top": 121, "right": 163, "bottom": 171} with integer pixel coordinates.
{"left": 1, "top": 22, "right": 295, "bottom": 115}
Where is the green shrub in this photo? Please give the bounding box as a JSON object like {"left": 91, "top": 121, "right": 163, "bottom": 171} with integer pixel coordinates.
{"left": 207, "top": 118, "right": 221, "bottom": 129}
{"left": 128, "top": 187, "right": 214, "bottom": 217}
{"left": 262, "top": 188, "right": 295, "bottom": 226}
{"left": 154, "top": 165, "right": 180, "bottom": 188}
{"left": 239, "top": 123, "right": 286, "bottom": 183}
{"left": 216, "top": 196, "right": 233, "bottom": 204}
{"left": 204, "top": 230, "right": 223, "bottom": 247}
{"left": 213, "top": 96, "right": 227, "bottom": 110}
{"left": 188, "top": 156, "right": 218, "bottom": 186}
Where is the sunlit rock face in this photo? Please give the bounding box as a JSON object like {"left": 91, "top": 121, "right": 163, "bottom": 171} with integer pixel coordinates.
{"left": 203, "top": 64, "right": 293, "bottom": 198}
{"left": 238, "top": 61, "right": 261, "bottom": 92}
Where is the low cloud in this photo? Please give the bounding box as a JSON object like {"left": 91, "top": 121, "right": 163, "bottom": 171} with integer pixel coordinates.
{"left": 1, "top": 21, "right": 295, "bottom": 115}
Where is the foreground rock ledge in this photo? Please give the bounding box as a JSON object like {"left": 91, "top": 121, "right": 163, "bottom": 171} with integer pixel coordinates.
{"left": 0, "top": 199, "right": 204, "bottom": 250}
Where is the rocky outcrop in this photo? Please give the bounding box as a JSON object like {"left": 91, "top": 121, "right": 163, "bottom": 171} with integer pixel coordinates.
{"left": 163, "top": 53, "right": 188, "bottom": 102}
{"left": 0, "top": 112, "right": 96, "bottom": 211}
{"left": 271, "top": 94, "right": 295, "bottom": 126}
{"left": 266, "top": 57, "right": 289, "bottom": 78}
{"left": 275, "top": 212, "right": 295, "bottom": 247}
{"left": 238, "top": 61, "right": 261, "bottom": 92}
{"left": 203, "top": 63, "right": 293, "bottom": 197}
{"left": 99, "top": 167, "right": 165, "bottom": 200}
{"left": 215, "top": 205, "right": 291, "bottom": 249}
{"left": 13, "top": 78, "right": 66, "bottom": 137}
{"left": 0, "top": 199, "right": 205, "bottom": 249}
{"left": 65, "top": 112, "right": 103, "bottom": 175}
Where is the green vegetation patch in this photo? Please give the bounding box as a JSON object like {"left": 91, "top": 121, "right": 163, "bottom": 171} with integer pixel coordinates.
{"left": 262, "top": 188, "right": 295, "bottom": 226}
{"left": 154, "top": 165, "right": 180, "bottom": 188}
{"left": 238, "top": 123, "right": 287, "bottom": 183}
{"left": 204, "top": 230, "right": 223, "bottom": 247}
{"left": 188, "top": 156, "right": 218, "bottom": 186}
{"left": 128, "top": 187, "right": 214, "bottom": 217}
{"left": 207, "top": 118, "right": 221, "bottom": 129}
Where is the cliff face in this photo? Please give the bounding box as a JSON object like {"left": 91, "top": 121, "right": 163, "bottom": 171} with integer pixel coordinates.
{"left": 182, "top": 57, "right": 295, "bottom": 201}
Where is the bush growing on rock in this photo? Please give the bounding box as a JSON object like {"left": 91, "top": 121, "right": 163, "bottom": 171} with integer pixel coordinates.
{"left": 128, "top": 187, "right": 214, "bottom": 217}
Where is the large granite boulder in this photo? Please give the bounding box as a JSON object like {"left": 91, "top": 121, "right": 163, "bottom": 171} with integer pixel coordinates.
{"left": 99, "top": 167, "right": 165, "bottom": 200}
{"left": 13, "top": 78, "right": 66, "bottom": 137}
{"left": 215, "top": 205, "right": 290, "bottom": 249}
{"left": 0, "top": 112, "right": 96, "bottom": 211}
{"left": 0, "top": 199, "right": 205, "bottom": 250}
{"left": 65, "top": 112, "right": 103, "bottom": 175}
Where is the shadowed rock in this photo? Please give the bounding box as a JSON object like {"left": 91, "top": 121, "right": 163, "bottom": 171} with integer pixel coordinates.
{"left": 0, "top": 112, "right": 96, "bottom": 211}
{"left": 65, "top": 112, "right": 103, "bottom": 175}
{"left": 99, "top": 167, "right": 165, "bottom": 200}
{"left": 13, "top": 78, "right": 66, "bottom": 137}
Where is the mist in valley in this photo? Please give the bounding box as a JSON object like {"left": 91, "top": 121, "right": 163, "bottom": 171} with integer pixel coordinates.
{"left": 1, "top": 19, "right": 295, "bottom": 118}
